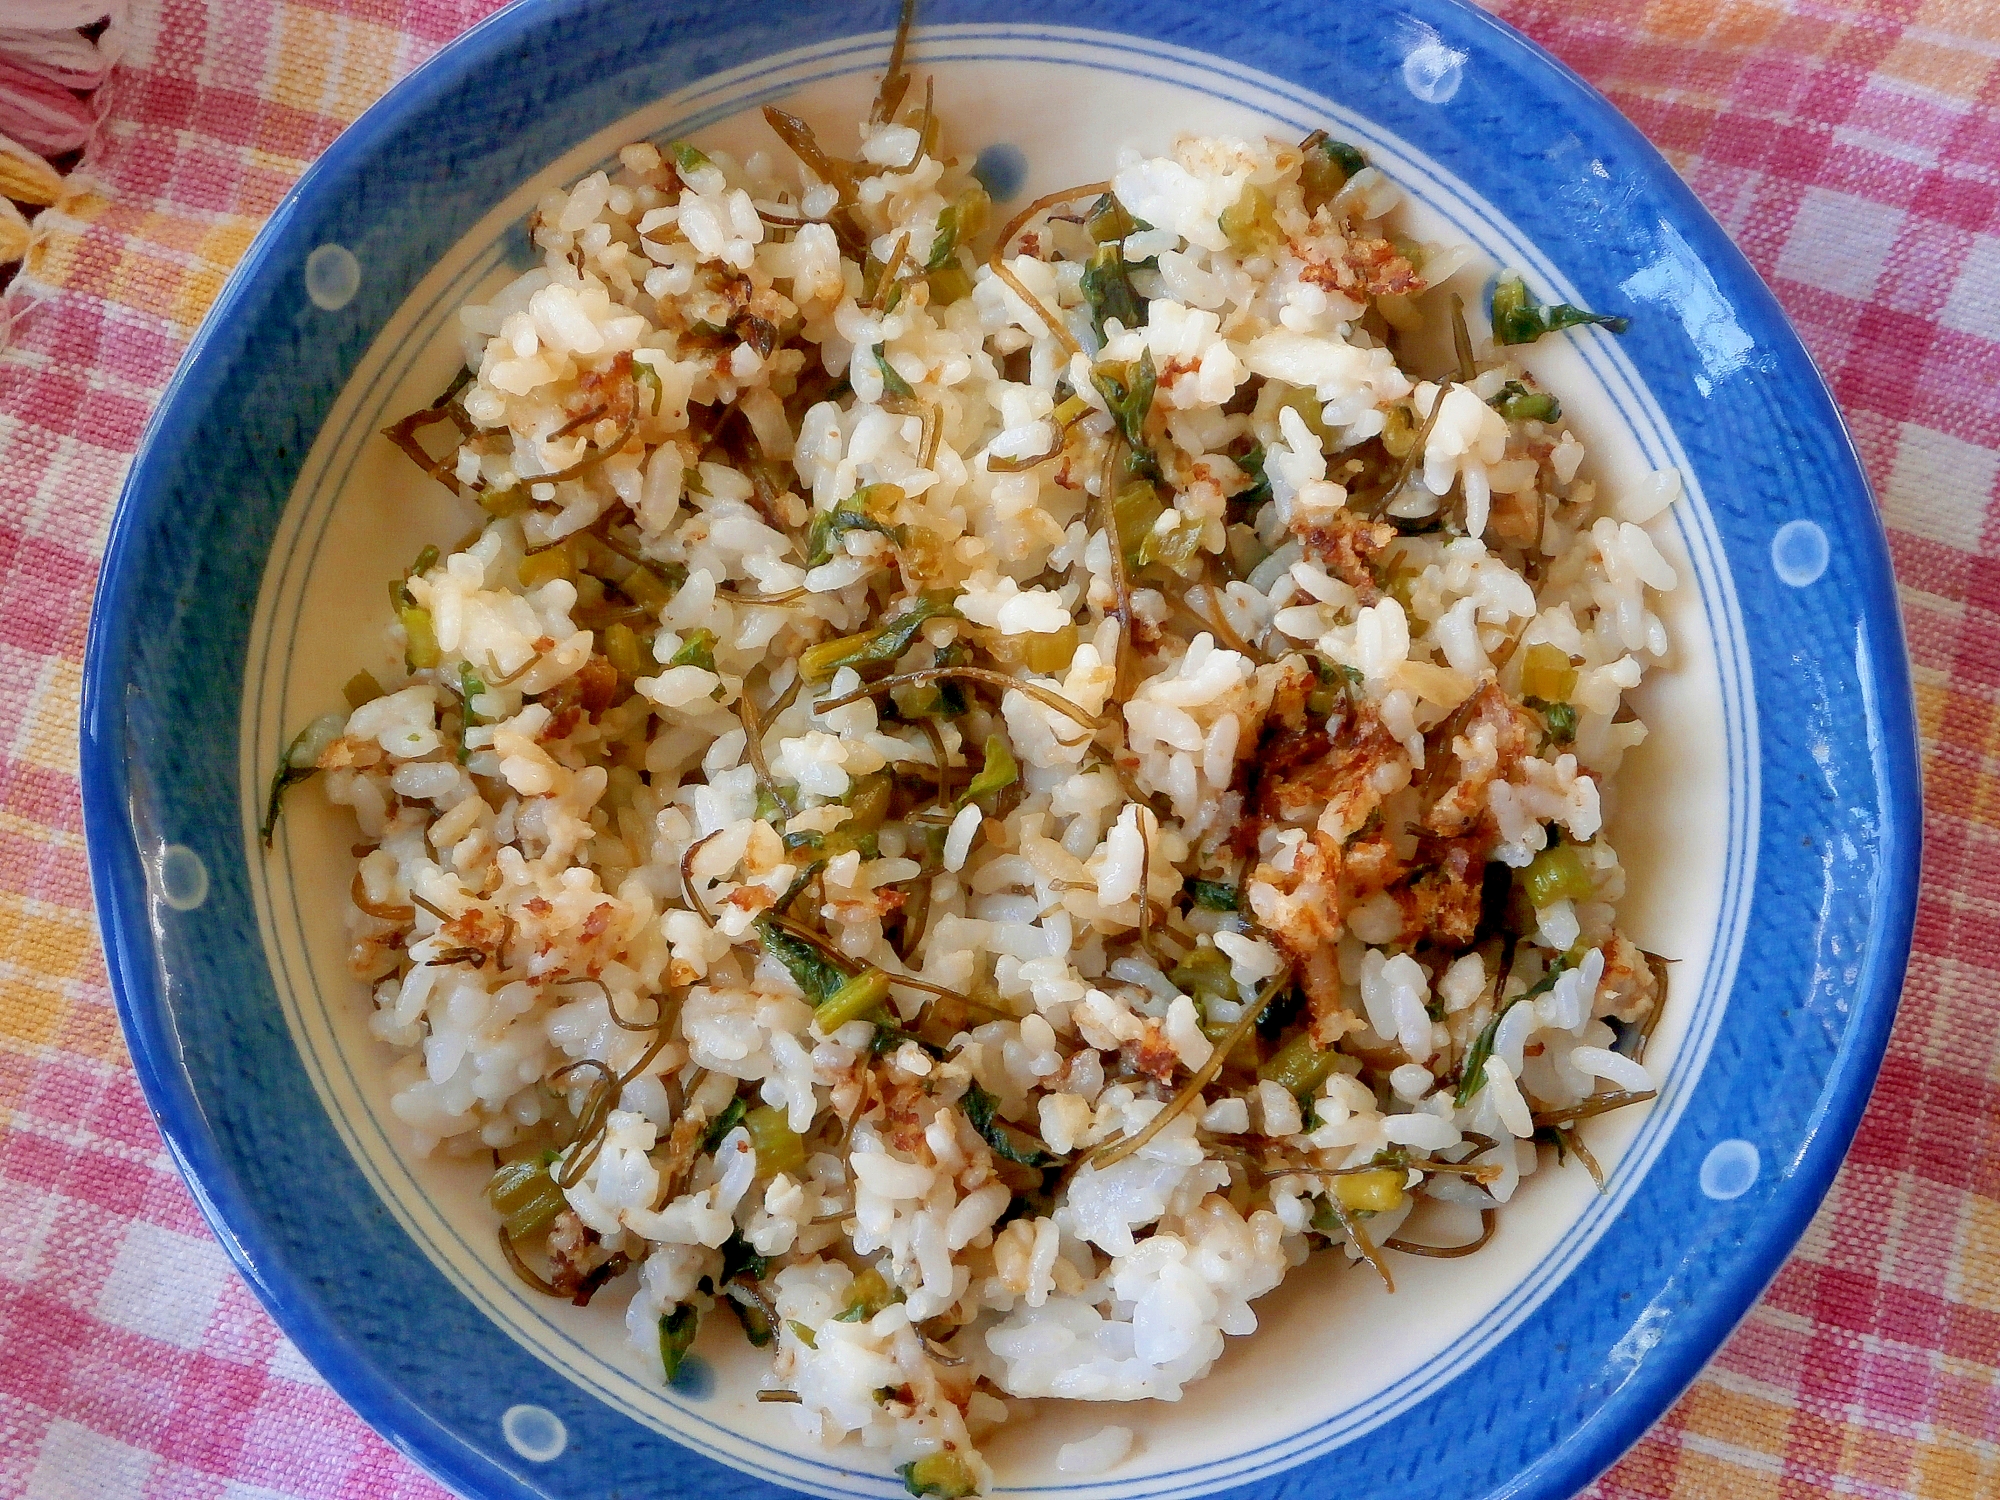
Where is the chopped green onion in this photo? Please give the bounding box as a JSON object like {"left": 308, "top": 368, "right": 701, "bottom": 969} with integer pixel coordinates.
{"left": 725, "top": 1285, "right": 775, "bottom": 1347}
{"left": 1231, "top": 441, "right": 1273, "bottom": 512}
{"left": 1492, "top": 379, "right": 1561, "bottom": 423}
{"left": 399, "top": 605, "right": 441, "bottom": 670}
{"left": 1170, "top": 944, "right": 1236, "bottom": 1011}
{"left": 1521, "top": 843, "right": 1593, "bottom": 908}
{"left": 1519, "top": 642, "right": 1578, "bottom": 703}
{"left": 1300, "top": 133, "right": 1368, "bottom": 210}
{"left": 721, "top": 1231, "right": 771, "bottom": 1285}
{"left": 1259, "top": 1030, "right": 1338, "bottom": 1099}
{"left": 926, "top": 205, "right": 960, "bottom": 272}
{"left": 603, "top": 622, "right": 647, "bottom": 680}
{"left": 485, "top": 1158, "right": 567, "bottom": 1240}
{"left": 899, "top": 1452, "right": 978, "bottom": 1499}
{"left": 455, "top": 661, "right": 486, "bottom": 764}
{"left": 1331, "top": 1167, "right": 1405, "bottom": 1214}
{"left": 814, "top": 967, "right": 892, "bottom": 1034}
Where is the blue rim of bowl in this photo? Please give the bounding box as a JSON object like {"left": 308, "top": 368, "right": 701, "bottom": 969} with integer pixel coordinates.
{"left": 81, "top": 1, "right": 1923, "bottom": 1497}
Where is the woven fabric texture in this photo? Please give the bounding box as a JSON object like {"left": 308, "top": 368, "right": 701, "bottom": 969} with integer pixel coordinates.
{"left": 1, "top": 1, "right": 1992, "bottom": 1496}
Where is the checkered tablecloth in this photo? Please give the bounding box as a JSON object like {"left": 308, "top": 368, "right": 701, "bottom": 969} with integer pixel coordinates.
{"left": 2, "top": 0, "right": 1992, "bottom": 1495}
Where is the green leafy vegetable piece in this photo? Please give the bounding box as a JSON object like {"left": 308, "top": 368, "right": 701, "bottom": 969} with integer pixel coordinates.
{"left": 342, "top": 670, "right": 384, "bottom": 710}
{"left": 659, "top": 1303, "right": 699, "bottom": 1381}
{"left": 1456, "top": 954, "right": 1576, "bottom": 1105}
{"left": 1079, "top": 243, "right": 1143, "bottom": 341}
{"left": 725, "top": 1287, "right": 774, "bottom": 1347}
{"left": 807, "top": 484, "right": 910, "bottom": 566}
{"left": 835, "top": 1265, "right": 901, "bottom": 1322}
{"left": 1540, "top": 700, "right": 1578, "bottom": 746}
{"left": 799, "top": 590, "right": 959, "bottom": 683}
{"left": 1084, "top": 191, "right": 1136, "bottom": 244}
{"left": 668, "top": 628, "right": 716, "bottom": 671}
{"left": 757, "top": 918, "right": 854, "bottom": 1006}
{"left": 961, "top": 1081, "right": 1060, "bottom": 1167}
{"left": 926, "top": 204, "right": 960, "bottom": 272}
{"left": 666, "top": 141, "right": 712, "bottom": 173}
{"left": 958, "top": 733, "right": 1017, "bottom": 807}
{"left": 260, "top": 711, "right": 346, "bottom": 846}
{"left": 1232, "top": 441, "right": 1273, "bottom": 513}
{"left": 1490, "top": 272, "right": 1628, "bottom": 346}
{"left": 720, "top": 1231, "right": 771, "bottom": 1285}
{"left": 1187, "top": 879, "right": 1240, "bottom": 912}
{"left": 873, "top": 343, "right": 915, "bottom": 398}
{"left": 1090, "top": 347, "right": 1158, "bottom": 469}
{"left": 701, "top": 1095, "right": 749, "bottom": 1154}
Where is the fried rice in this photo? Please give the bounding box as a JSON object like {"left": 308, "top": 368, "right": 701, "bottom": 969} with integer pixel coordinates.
{"left": 270, "top": 51, "right": 1681, "bottom": 1498}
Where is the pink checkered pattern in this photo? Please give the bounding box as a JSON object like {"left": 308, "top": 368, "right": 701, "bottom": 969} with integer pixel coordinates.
{"left": 1, "top": 1, "right": 1993, "bottom": 1496}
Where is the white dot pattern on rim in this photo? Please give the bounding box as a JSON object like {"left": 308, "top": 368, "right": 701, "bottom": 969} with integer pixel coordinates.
{"left": 1771, "top": 518, "right": 1829, "bottom": 587}
{"left": 1699, "top": 1139, "right": 1760, "bottom": 1201}
{"left": 305, "top": 242, "right": 361, "bottom": 310}
{"left": 500, "top": 1404, "right": 567, "bottom": 1463}
{"left": 157, "top": 844, "right": 208, "bottom": 911}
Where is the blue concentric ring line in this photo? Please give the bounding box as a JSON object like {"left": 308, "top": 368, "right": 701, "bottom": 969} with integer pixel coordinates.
{"left": 247, "top": 30, "right": 1755, "bottom": 1499}
{"left": 83, "top": 3, "right": 1920, "bottom": 1500}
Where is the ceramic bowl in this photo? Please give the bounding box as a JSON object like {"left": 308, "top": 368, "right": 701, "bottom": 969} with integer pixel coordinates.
{"left": 82, "top": 1, "right": 1922, "bottom": 1496}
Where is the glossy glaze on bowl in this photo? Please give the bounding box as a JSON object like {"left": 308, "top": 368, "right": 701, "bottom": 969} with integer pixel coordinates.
{"left": 82, "top": 3, "right": 1921, "bottom": 1498}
